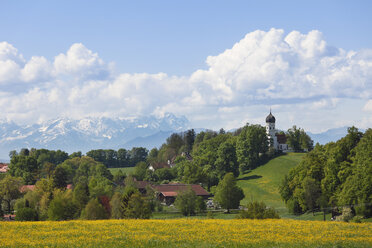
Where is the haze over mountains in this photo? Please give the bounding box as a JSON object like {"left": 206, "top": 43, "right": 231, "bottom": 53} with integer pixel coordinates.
{"left": 0, "top": 113, "right": 356, "bottom": 162}
{"left": 0, "top": 113, "right": 189, "bottom": 160}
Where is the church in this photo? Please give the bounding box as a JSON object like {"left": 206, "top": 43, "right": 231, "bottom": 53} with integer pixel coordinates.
{"left": 265, "top": 111, "right": 289, "bottom": 151}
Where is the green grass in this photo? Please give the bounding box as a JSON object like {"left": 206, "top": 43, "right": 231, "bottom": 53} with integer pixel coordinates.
{"left": 237, "top": 153, "right": 305, "bottom": 209}
{"left": 108, "top": 167, "right": 135, "bottom": 175}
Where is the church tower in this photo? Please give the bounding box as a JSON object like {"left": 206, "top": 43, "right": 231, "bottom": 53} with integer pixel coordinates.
{"left": 266, "top": 110, "right": 278, "bottom": 149}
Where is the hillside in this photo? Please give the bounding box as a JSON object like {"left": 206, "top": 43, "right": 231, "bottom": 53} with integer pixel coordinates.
{"left": 237, "top": 153, "right": 305, "bottom": 209}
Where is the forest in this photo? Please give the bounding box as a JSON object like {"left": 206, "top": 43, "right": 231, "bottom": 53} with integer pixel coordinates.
{"left": 280, "top": 127, "right": 372, "bottom": 220}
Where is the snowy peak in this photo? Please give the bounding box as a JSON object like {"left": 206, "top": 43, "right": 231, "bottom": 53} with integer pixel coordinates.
{"left": 0, "top": 114, "right": 190, "bottom": 158}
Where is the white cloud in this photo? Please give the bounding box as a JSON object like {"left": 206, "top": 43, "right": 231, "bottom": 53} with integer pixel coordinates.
{"left": 54, "top": 43, "right": 110, "bottom": 80}
{"left": 364, "top": 100, "right": 372, "bottom": 112}
{"left": 21, "top": 56, "right": 52, "bottom": 82}
{"left": 0, "top": 29, "right": 372, "bottom": 132}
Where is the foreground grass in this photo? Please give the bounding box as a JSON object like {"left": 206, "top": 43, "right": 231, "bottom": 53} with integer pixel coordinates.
{"left": 237, "top": 153, "right": 305, "bottom": 208}
{"left": 0, "top": 219, "right": 371, "bottom": 248}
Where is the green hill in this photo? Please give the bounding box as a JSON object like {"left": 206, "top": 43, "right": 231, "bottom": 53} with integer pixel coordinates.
{"left": 237, "top": 153, "right": 305, "bottom": 209}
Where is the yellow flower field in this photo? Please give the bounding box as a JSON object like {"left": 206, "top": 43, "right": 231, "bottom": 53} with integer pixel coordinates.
{"left": 0, "top": 219, "right": 371, "bottom": 247}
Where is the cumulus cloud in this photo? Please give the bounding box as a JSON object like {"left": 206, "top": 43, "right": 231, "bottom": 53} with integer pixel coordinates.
{"left": 0, "top": 29, "right": 372, "bottom": 131}
{"left": 54, "top": 43, "right": 110, "bottom": 80}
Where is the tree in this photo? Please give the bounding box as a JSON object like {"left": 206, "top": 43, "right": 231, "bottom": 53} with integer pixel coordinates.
{"left": 174, "top": 187, "right": 198, "bottom": 216}
{"left": 117, "top": 148, "right": 130, "bottom": 167}
{"left": 236, "top": 124, "right": 268, "bottom": 172}
{"left": 0, "top": 176, "right": 23, "bottom": 213}
{"left": 124, "top": 192, "right": 152, "bottom": 219}
{"left": 184, "top": 129, "right": 196, "bottom": 153}
{"left": 15, "top": 207, "right": 38, "bottom": 221}
{"left": 80, "top": 198, "right": 108, "bottom": 220}
{"left": 237, "top": 201, "right": 279, "bottom": 219}
{"left": 286, "top": 126, "right": 313, "bottom": 152}
{"left": 48, "top": 190, "right": 78, "bottom": 220}
{"left": 214, "top": 173, "right": 244, "bottom": 213}
{"left": 110, "top": 192, "right": 123, "bottom": 219}
{"left": 73, "top": 182, "right": 90, "bottom": 211}
{"left": 302, "top": 177, "right": 321, "bottom": 215}
{"left": 133, "top": 161, "right": 148, "bottom": 181}
{"left": 181, "top": 161, "right": 205, "bottom": 184}
{"left": 129, "top": 147, "right": 148, "bottom": 166}
{"left": 9, "top": 154, "right": 38, "bottom": 184}
{"left": 52, "top": 166, "right": 68, "bottom": 189}
{"left": 166, "top": 133, "right": 184, "bottom": 154}
{"left": 215, "top": 139, "right": 239, "bottom": 178}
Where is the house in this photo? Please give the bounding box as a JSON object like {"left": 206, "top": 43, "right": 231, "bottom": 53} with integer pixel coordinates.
{"left": 152, "top": 183, "right": 210, "bottom": 205}
{"left": 0, "top": 163, "right": 9, "bottom": 173}
{"left": 275, "top": 133, "right": 289, "bottom": 151}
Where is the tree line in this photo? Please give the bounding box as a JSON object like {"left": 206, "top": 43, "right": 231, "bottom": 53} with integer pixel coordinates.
{"left": 279, "top": 127, "right": 372, "bottom": 219}
{"left": 0, "top": 123, "right": 313, "bottom": 220}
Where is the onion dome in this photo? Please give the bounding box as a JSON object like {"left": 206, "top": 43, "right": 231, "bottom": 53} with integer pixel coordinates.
{"left": 266, "top": 111, "right": 276, "bottom": 123}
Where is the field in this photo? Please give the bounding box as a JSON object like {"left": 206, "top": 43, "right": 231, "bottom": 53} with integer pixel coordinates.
{"left": 0, "top": 219, "right": 371, "bottom": 247}
{"left": 237, "top": 153, "right": 305, "bottom": 209}
{"left": 108, "top": 167, "right": 135, "bottom": 175}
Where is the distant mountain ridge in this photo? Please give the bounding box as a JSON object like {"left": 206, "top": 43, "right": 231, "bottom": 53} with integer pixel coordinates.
{"left": 308, "top": 126, "right": 365, "bottom": 145}
{"left": 0, "top": 116, "right": 362, "bottom": 161}
{"left": 0, "top": 113, "right": 189, "bottom": 159}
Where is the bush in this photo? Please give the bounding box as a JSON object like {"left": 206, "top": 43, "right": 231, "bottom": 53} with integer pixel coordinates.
{"left": 81, "top": 198, "right": 108, "bottom": 220}
{"left": 175, "top": 188, "right": 197, "bottom": 216}
{"left": 237, "top": 201, "right": 279, "bottom": 219}
{"left": 335, "top": 207, "right": 354, "bottom": 222}
{"left": 48, "top": 192, "right": 79, "bottom": 221}
{"left": 15, "top": 208, "right": 38, "bottom": 221}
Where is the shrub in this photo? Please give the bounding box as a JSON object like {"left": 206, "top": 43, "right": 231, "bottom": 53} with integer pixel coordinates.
{"left": 81, "top": 198, "right": 108, "bottom": 220}
{"left": 15, "top": 208, "right": 38, "bottom": 221}
{"left": 237, "top": 201, "right": 279, "bottom": 219}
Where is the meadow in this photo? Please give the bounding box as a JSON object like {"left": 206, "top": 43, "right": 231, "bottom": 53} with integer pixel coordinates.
{"left": 0, "top": 219, "right": 371, "bottom": 247}
{"left": 237, "top": 153, "right": 305, "bottom": 209}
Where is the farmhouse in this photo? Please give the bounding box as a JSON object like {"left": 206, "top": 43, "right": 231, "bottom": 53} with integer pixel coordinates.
{"left": 152, "top": 183, "right": 210, "bottom": 205}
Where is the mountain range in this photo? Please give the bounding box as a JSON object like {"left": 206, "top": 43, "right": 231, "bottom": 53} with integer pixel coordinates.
{"left": 0, "top": 113, "right": 189, "bottom": 161}
{"left": 0, "top": 113, "right": 358, "bottom": 162}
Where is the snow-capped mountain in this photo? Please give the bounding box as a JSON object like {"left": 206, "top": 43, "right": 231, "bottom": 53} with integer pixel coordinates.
{"left": 0, "top": 113, "right": 189, "bottom": 159}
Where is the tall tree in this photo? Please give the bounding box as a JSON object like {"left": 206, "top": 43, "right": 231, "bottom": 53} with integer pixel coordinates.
{"left": 236, "top": 124, "right": 268, "bottom": 172}
{"left": 0, "top": 176, "right": 23, "bottom": 213}
{"left": 214, "top": 173, "right": 244, "bottom": 213}
{"left": 175, "top": 187, "right": 198, "bottom": 216}
{"left": 215, "top": 139, "right": 239, "bottom": 178}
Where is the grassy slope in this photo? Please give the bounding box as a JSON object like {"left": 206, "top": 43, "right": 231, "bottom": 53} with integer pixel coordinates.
{"left": 108, "top": 167, "right": 135, "bottom": 175}
{"left": 237, "top": 153, "right": 305, "bottom": 209}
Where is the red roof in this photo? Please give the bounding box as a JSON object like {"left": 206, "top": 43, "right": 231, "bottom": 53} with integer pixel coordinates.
{"left": 0, "top": 163, "right": 9, "bottom": 173}
{"left": 153, "top": 184, "right": 210, "bottom": 197}
{"left": 276, "top": 133, "right": 287, "bottom": 144}
{"left": 20, "top": 185, "right": 35, "bottom": 192}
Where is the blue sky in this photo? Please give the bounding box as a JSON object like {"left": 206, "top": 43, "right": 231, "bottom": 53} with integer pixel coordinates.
{"left": 0, "top": 0, "right": 372, "bottom": 132}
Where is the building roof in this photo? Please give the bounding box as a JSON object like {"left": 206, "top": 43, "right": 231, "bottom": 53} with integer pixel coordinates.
{"left": 276, "top": 133, "right": 287, "bottom": 144}
{"left": 266, "top": 111, "right": 276, "bottom": 123}
{"left": 0, "top": 163, "right": 9, "bottom": 173}
{"left": 153, "top": 184, "right": 210, "bottom": 197}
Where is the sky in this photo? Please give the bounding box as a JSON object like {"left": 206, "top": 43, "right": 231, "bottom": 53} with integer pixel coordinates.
{"left": 0, "top": 0, "right": 371, "bottom": 133}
